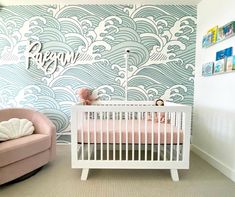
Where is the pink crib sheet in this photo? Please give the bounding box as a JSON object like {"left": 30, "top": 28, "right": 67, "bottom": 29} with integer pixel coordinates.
{"left": 77, "top": 119, "right": 183, "bottom": 144}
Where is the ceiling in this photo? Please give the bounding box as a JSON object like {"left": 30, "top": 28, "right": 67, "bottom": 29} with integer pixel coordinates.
{"left": 1, "top": 0, "right": 202, "bottom": 6}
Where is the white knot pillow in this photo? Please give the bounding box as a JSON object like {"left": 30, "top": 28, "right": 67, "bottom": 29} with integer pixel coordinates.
{"left": 0, "top": 118, "right": 35, "bottom": 141}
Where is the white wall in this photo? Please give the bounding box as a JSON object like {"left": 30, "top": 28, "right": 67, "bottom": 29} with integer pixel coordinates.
{"left": 193, "top": 0, "right": 235, "bottom": 181}
{"left": 0, "top": 0, "right": 201, "bottom": 6}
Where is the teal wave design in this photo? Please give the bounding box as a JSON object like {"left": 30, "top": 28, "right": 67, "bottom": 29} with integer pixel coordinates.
{"left": 78, "top": 5, "right": 128, "bottom": 19}
{"left": 38, "top": 27, "right": 65, "bottom": 43}
{"left": 39, "top": 108, "right": 69, "bottom": 133}
{"left": 55, "top": 6, "right": 95, "bottom": 19}
{"left": 59, "top": 18, "right": 83, "bottom": 34}
{"left": 107, "top": 27, "right": 141, "bottom": 45}
{"left": 0, "top": 5, "right": 196, "bottom": 143}
{"left": 102, "top": 41, "right": 149, "bottom": 68}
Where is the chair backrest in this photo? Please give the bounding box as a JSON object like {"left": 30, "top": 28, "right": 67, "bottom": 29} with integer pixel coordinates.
{"left": 0, "top": 108, "right": 36, "bottom": 122}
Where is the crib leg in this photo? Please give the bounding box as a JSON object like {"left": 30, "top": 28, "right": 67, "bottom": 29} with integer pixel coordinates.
{"left": 170, "top": 169, "right": 179, "bottom": 182}
{"left": 81, "top": 168, "right": 89, "bottom": 181}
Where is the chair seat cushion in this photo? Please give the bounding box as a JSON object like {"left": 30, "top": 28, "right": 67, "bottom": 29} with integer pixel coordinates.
{"left": 0, "top": 134, "right": 51, "bottom": 167}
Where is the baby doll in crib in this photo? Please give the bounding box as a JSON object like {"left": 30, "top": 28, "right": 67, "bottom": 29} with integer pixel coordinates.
{"left": 76, "top": 88, "right": 94, "bottom": 105}
{"left": 147, "top": 99, "right": 166, "bottom": 123}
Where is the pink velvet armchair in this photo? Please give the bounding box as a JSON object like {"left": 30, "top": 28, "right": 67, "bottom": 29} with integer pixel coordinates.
{"left": 0, "top": 108, "right": 56, "bottom": 185}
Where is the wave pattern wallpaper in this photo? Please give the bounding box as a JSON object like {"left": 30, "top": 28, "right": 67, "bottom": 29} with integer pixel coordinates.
{"left": 0, "top": 5, "right": 196, "bottom": 143}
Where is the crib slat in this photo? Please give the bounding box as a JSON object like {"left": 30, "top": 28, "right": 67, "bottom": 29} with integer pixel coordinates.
{"left": 125, "top": 112, "right": 128, "bottom": 161}
{"left": 144, "top": 113, "right": 147, "bottom": 161}
{"left": 119, "top": 112, "right": 122, "bottom": 160}
{"left": 157, "top": 113, "right": 160, "bottom": 161}
{"left": 151, "top": 112, "right": 154, "bottom": 161}
{"left": 132, "top": 112, "right": 134, "bottom": 161}
{"left": 88, "top": 112, "right": 90, "bottom": 160}
{"left": 177, "top": 112, "right": 180, "bottom": 161}
{"left": 182, "top": 112, "right": 186, "bottom": 161}
{"left": 101, "top": 112, "right": 103, "bottom": 161}
{"left": 170, "top": 112, "right": 174, "bottom": 161}
{"left": 106, "top": 112, "right": 109, "bottom": 160}
{"left": 138, "top": 112, "right": 141, "bottom": 161}
{"left": 81, "top": 112, "right": 84, "bottom": 160}
{"left": 113, "top": 112, "right": 115, "bottom": 160}
{"left": 94, "top": 112, "right": 97, "bottom": 160}
{"left": 164, "top": 112, "right": 167, "bottom": 161}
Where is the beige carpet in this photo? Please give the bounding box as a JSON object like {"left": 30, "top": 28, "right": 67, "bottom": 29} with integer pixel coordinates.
{"left": 1, "top": 145, "right": 235, "bottom": 197}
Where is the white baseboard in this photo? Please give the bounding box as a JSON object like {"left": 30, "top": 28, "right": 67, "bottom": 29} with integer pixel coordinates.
{"left": 191, "top": 144, "right": 235, "bottom": 182}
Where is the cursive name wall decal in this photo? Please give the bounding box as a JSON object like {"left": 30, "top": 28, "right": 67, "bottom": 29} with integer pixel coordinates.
{"left": 26, "top": 41, "right": 80, "bottom": 75}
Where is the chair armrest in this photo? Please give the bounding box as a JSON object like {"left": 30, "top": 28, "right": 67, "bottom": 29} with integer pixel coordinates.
{"left": 32, "top": 111, "right": 56, "bottom": 136}
{"left": 32, "top": 111, "right": 56, "bottom": 161}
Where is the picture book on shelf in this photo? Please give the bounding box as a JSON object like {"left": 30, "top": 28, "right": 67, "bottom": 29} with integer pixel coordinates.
{"left": 207, "top": 26, "right": 218, "bottom": 43}
{"left": 216, "top": 47, "right": 233, "bottom": 61}
{"left": 233, "top": 56, "right": 235, "bottom": 70}
{"left": 214, "top": 59, "right": 225, "bottom": 74}
{"left": 226, "top": 56, "right": 233, "bottom": 72}
{"left": 223, "top": 21, "right": 235, "bottom": 38}
{"left": 202, "top": 62, "right": 214, "bottom": 76}
{"left": 226, "top": 56, "right": 235, "bottom": 72}
{"left": 217, "top": 27, "right": 225, "bottom": 41}
{"left": 202, "top": 33, "right": 213, "bottom": 47}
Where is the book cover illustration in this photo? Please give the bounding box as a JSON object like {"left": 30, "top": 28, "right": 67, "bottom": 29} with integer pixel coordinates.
{"left": 223, "top": 21, "right": 235, "bottom": 38}
{"left": 226, "top": 56, "right": 233, "bottom": 72}
{"left": 214, "top": 59, "right": 225, "bottom": 74}
{"left": 207, "top": 26, "right": 218, "bottom": 43}
{"left": 233, "top": 56, "right": 235, "bottom": 70}
{"left": 202, "top": 33, "right": 213, "bottom": 48}
{"left": 202, "top": 62, "right": 214, "bottom": 76}
{"left": 217, "top": 27, "right": 225, "bottom": 41}
{"left": 216, "top": 47, "right": 233, "bottom": 60}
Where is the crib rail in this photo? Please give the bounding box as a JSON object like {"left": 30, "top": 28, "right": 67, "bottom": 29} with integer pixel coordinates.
{"left": 71, "top": 102, "right": 191, "bottom": 171}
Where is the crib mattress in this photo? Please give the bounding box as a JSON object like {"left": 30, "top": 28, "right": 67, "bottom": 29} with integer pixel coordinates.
{"left": 77, "top": 119, "right": 183, "bottom": 144}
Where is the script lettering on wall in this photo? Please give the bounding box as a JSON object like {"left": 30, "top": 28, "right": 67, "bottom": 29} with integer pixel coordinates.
{"left": 26, "top": 41, "right": 80, "bottom": 75}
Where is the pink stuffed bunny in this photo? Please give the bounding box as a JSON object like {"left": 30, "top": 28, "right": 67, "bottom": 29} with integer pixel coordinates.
{"left": 76, "top": 88, "right": 93, "bottom": 105}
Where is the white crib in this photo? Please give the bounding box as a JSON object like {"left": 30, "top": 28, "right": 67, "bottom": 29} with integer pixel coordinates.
{"left": 71, "top": 101, "right": 191, "bottom": 181}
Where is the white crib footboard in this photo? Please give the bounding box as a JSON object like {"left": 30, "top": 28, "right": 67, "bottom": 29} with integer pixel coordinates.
{"left": 71, "top": 101, "right": 191, "bottom": 181}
